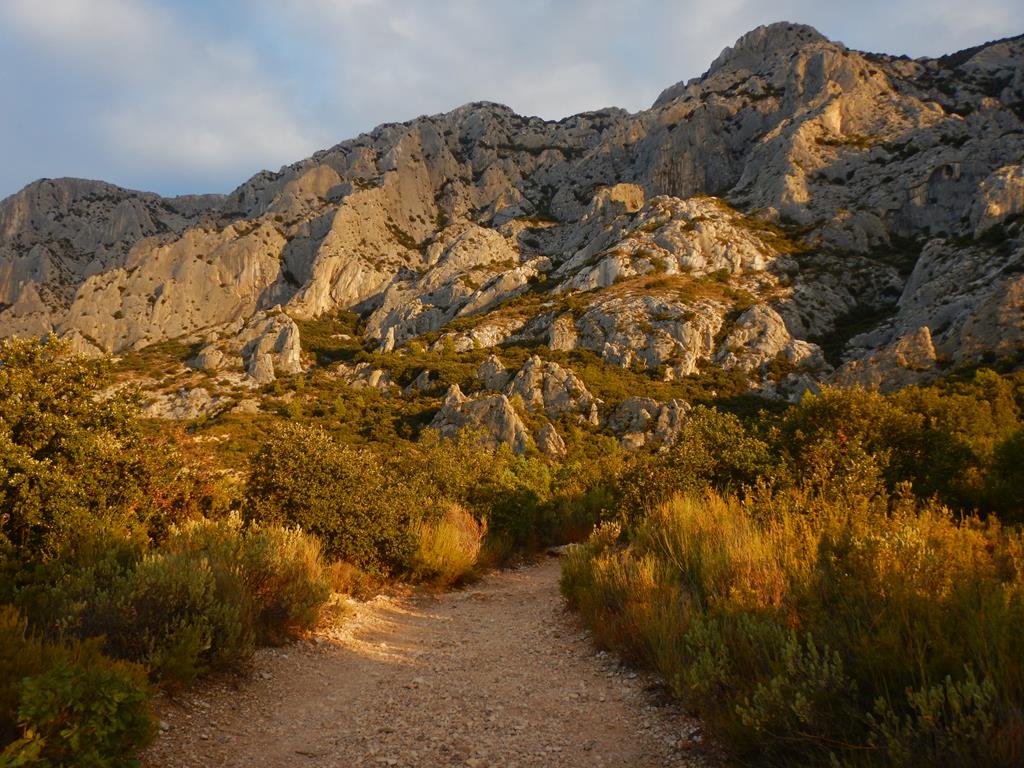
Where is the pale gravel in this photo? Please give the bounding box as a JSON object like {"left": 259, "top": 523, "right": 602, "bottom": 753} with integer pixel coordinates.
{"left": 142, "top": 557, "right": 719, "bottom": 768}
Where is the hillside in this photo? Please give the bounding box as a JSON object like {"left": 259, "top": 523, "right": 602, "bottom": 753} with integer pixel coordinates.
{"left": 1, "top": 22, "right": 1022, "bottom": 452}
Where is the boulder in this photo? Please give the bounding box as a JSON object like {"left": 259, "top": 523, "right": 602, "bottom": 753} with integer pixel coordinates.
{"left": 334, "top": 362, "right": 395, "bottom": 394}
{"left": 429, "top": 385, "right": 530, "bottom": 454}
{"left": 143, "top": 387, "right": 224, "bottom": 420}
{"left": 535, "top": 422, "right": 567, "bottom": 458}
{"left": 476, "top": 355, "right": 510, "bottom": 391}
{"left": 504, "top": 356, "right": 600, "bottom": 424}
{"left": 606, "top": 397, "right": 690, "bottom": 448}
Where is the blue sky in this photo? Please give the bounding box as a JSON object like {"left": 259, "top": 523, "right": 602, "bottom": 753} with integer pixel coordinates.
{"left": 0, "top": 0, "right": 1019, "bottom": 200}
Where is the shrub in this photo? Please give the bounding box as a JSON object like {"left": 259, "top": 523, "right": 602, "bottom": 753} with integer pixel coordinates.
{"left": 410, "top": 503, "right": 487, "bottom": 586}
{"left": 0, "top": 337, "right": 222, "bottom": 565}
{"left": 246, "top": 424, "right": 418, "bottom": 573}
{"left": 0, "top": 607, "right": 153, "bottom": 764}
{"left": 616, "top": 406, "right": 776, "bottom": 521}
{"left": 562, "top": 490, "right": 1024, "bottom": 766}
{"left": 91, "top": 549, "right": 253, "bottom": 686}
{"left": 231, "top": 522, "right": 331, "bottom": 644}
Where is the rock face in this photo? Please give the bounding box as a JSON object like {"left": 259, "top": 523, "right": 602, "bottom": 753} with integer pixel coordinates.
{"left": 3, "top": 24, "right": 1023, "bottom": 392}
{"left": 334, "top": 361, "right": 395, "bottom": 393}
{"left": 429, "top": 385, "right": 530, "bottom": 453}
{"left": 188, "top": 311, "right": 304, "bottom": 384}
{"left": 606, "top": 397, "right": 690, "bottom": 449}
{"left": 143, "top": 387, "right": 225, "bottom": 420}
{"left": 503, "top": 356, "right": 600, "bottom": 424}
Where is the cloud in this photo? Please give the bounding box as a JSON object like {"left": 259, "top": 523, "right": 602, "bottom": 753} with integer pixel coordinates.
{"left": 0, "top": 0, "right": 1020, "bottom": 199}
{"left": 0, "top": 0, "right": 326, "bottom": 192}
{"left": 1, "top": 0, "right": 165, "bottom": 73}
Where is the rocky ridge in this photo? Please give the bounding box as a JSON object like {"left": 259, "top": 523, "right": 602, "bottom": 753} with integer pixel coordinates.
{"left": 2, "top": 23, "right": 1022, "bottom": 450}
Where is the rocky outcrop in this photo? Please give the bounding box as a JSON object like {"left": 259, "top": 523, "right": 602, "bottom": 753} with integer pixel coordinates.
{"left": 715, "top": 305, "right": 830, "bottom": 381}
{"left": 504, "top": 356, "right": 600, "bottom": 424}
{"left": 2, "top": 24, "right": 1023, "bottom": 393}
{"left": 188, "top": 311, "right": 303, "bottom": 384}
{"left": 403, "top": 369, "right": 435, "bottom": 395}
{"left": 534, "top": 422, "right": 567, "bottom": 457}
{"left": 605, "top": 397, "right": 690, "bottom": 449}
{"left": 836, "top": 238, "right": 1024, "bottom": 387}
{"left": 429, "top": 385, "right": 530, "bottom": 453}
{"left": 476, "top": 355, "right": 511, "bottom": 391}
{"left": 972, "top": 165, "right": 1024, "bottom": 236}
{"left": 143, "top": 387, "right": 226, "bottom": 420}
{"left": 333, "top": 361, "right": 395, "bottom": 394}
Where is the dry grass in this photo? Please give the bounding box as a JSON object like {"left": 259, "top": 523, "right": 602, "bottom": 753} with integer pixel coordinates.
{"left": 411, "top": 503, "right": 488, "bottom": 586}
{"left": 562, "top": 490, "right": 1024, "bottom": 766}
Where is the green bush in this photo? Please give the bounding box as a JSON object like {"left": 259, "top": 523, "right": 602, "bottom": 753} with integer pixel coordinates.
{"left": 0, "top": 336, "right": 225, "bottom": 565}
{"left": 86, "top": 549, "right": 252, "bottom": 686}
{"left": 229, "top": 521, "right": 331, "bottom": 645}
{"left": 562, "top": 490, "right": 1024, "bottom": 766}
{"left": 616, "top": 406, "right": 776, "bottom": 521}
{"left": 0, "top": 607, "right": 153, "bottom": 765}
{"left": 246, "top": 423, "right": 418, "bottom": 573}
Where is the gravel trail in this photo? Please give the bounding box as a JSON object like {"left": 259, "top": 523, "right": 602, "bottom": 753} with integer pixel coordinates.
{"left": 143, "top": 557, "right": 716, "bottom": 768}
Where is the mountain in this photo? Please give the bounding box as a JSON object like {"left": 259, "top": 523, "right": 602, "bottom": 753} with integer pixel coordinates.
{"left": 2, "top": 22, "right": 1022, "bottom": 407}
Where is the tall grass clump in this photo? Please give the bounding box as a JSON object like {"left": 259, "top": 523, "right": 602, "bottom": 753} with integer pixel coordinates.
{"left": 410, "top": 503, "right": 487, "bottom": 586}
{"left": 561, "top": 490, "right": 1024, "bottom": 766}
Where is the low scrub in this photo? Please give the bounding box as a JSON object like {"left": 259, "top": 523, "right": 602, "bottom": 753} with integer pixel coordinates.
{"left": 562, "top": 491, "right": 1024, "bottom": 766}
{"left": 0, "top": 607, "right": 154, "bottom": 766}
{"left": 410, "top": 503, "right": 487, "bottom": 586}
{"left": 246, "top": 423, "right": 419, "bottom": 574}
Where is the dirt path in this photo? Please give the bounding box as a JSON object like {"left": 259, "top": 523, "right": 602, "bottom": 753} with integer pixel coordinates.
{"left": 142, "top": 558, "right": 716, "bottom": 768}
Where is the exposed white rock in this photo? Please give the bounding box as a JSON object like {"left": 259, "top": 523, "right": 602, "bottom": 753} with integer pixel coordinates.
{"left": 548, "top": 313, "right": 578, "bottom": 352}
{"left": 430, "top": 316, "right": 527, "bottom": 353}
{"left": 429, "top": 384, "right": 530, "bottom": 454}
{"left": 334, "top": 361, "right": 395, "bottom": 394}
{"left": 835, "top": 326, "right": 938, "bottom": 391}
{"left": 715, "top": 304, "right": 830, "bottom": 378}
{"left": 569, "top": 292, "right": 725, "bottom": 378}
{"left": 606, "top": 397, "right": 690, "bottom": 448}
{"left": 837, "top": 239, "right": 1024, "bottom": 387}
{"left": 476, "top": 355, "right": 510, "bottom": 391}
{"left": 535, "top": 422, "right": 567, "bottom": 458}
{"left": 143, "top": 387, "right": 225, "bottom": 420}
{"left": 403, "top": 368, "right": 435, "bottom": 395}
{"left": 972, "top": 165, "right": 1024, "bottom": 236}
{"left": 2, "top": 24, "right": 1022, "bottom": 397}
{"left": 504, "top": 356, "right": 600, "bottom": 424}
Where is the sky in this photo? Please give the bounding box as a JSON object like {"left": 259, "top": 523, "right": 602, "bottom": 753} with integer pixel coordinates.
{"left": 0, "top": 0, "right": 1019, "bottom": 200}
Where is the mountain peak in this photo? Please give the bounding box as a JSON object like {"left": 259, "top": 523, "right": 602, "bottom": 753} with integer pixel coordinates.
{"left": 707, "top": 22, "right": 831, "bottom": 76}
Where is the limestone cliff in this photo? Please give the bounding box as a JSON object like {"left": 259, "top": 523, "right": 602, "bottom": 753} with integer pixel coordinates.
{"left": 1, "top": 23, "right": 1022, "bottom": 394}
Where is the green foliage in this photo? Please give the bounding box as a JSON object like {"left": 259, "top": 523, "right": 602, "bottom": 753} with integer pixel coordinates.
{"left": 0, "top": 339, "right": 332, "bottom": 761}
{"left": 562, "top": 490, "right": 1024, "bottom": 766}
{"left": 0, "top": 607, "right": 153, "bottom": 766}
{"left": 246, "top": 423, "right": 418, "bottom": 573}
{"left": 616, "top": 406, "right": 776, "bottom": 521}
{"left": 0, "top": 336, "right": 229, "bottom": 564}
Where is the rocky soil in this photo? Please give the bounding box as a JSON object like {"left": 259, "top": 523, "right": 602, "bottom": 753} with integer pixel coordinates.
{"left": 142, "top": 558, "right": 716, "bottom": 768}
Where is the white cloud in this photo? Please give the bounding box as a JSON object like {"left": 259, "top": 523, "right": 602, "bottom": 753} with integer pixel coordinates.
{"left": 1, "top": 0, "right": 1020, "bottom": 199}
{"left": 0, "top": 0, "right": 326, "bottom": 185}
{"left": 1, "top": 0, "right": 165, "bottom": 72}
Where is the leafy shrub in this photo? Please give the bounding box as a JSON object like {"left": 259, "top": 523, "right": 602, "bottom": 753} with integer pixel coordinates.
{"left": 230, "top": 521, "right": 331, "bottom": 644}
{"left": 0, "top": 607, "right": 153, "bottom": 765}
{"left": 246, "top": 423, "right": 418, "bottom": 573}
{"left": 410, "top": 503, "right": 487, "bottom": 586}
{"left": 562, "top": 490, "right": 1024, "bottom": 766}
{"left": 88, "top": 549, "right": 253, "bottom": 686}
{"left": 616, "top": 406, "right": 776, "bottom": 521}
{"left": 0, "top": 336, "right": 226, "bottom": 565}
